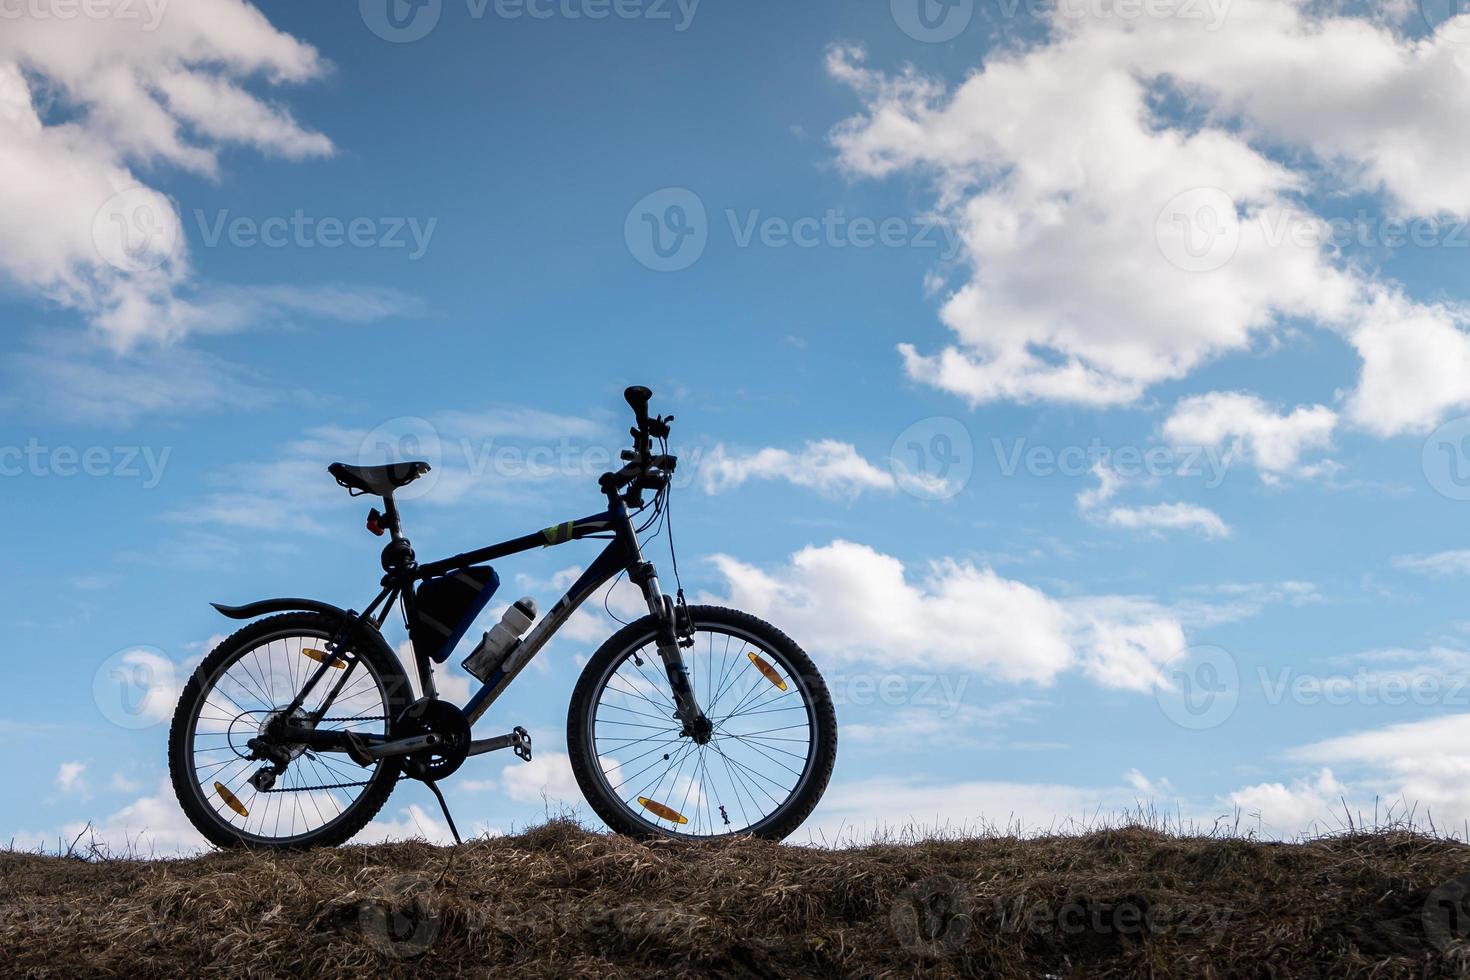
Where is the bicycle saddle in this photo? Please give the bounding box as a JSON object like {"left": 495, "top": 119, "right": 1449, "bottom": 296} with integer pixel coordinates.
{"left": 328, "top": 461, "right": 431, "bottom": 497}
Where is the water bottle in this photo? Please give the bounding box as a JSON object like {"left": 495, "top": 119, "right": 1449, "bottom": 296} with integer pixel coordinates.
{"left": 461, "top": 597, "right": 538, "bottom": 682}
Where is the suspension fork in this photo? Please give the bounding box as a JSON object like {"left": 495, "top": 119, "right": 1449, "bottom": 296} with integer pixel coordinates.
{"left": 611, "top": 497, "right": 711, "bottom": 741}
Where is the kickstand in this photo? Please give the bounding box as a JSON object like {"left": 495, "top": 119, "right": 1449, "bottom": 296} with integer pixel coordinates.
{"left": 424, "top": 779, "right": 462, "bottom": 845}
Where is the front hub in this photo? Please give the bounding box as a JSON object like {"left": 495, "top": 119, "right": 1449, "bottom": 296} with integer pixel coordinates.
{"left": 685, "top": 714, "right": 713, "bottom": 746}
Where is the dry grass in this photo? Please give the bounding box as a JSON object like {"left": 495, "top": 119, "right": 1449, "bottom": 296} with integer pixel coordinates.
{"left": 4, "top": 818, "right": 1470, "bottom": 978}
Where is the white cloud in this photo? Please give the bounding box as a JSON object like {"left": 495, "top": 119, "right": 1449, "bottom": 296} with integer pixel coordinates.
{"left": 1101, "top": 502, "right": 1232, "bottom": 539}
{"left": 0, "top": 1, "right": 334, "bottom": 348}
{"left": 499, "top": 751, "right": 580, "bottom": 805}
{"left": 1344, "top": 291, "right": 1470, "bottom": 436}
{"left": 56, "top": 761, "right": 89, "bottom": 797}
{"left": 1096, "top": 1, "right": 1470, "bottom": 220}
{"left": 826, "top": 3, "right": 1470, "bottom": 434}
{"left": 706, "top": 539, "right": 1187, "bottom": 691}
{"left": 1075, "top": 460, "right": 1124, "bottom": 512}
{"left": 804, "top": 773, "right": 1150, "bottom": 842}
{"left": 1163, "top": 392, "right": 1338, "bottom": 482}
{"left": 361, "top": 803, "right": 461, "bottom": 846}
{"left": 843, "top": 698, "right": 1047, "bottom": 749}
{"left": 1076, "top": 462, "right": 1231, "bottom": 539}
{"left": 5, "top": 287, "right": 417, "bottom": 425}
{"left": 167, "top": 408, "right": 605, "bottom": 532}
{"left": 105, "top": 648, "right": 180, "bottom": 725}
{"left": 1250, "top": 713, "right": 1470, "bottom": 834}
{"left": 1393, "top": 550, "right": 1470, "bottom": 576}
{"left": 1169, "top": 580, "right": 1323, "bottom": 628}
{"left": 57, "top": 778, "right": 207, "bottom": 857}
{"left": 829, "top": 41, "right": 1357, "bottom": 408}
{"left": 1226, "top": 768, "right": 1348, "bottom": 838}
{"left": 700, "top": 440, "right": 910, "bottom": 498}
{"left": 1124, "top": 769, "right": 1172, "bottom": 797}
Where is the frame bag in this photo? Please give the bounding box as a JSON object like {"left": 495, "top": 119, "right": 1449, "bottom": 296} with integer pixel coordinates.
{"left": 411, "top": 566, "right": 500, "bottom": 664}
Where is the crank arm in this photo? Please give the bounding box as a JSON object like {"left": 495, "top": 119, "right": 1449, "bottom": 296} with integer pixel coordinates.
{"left": 466, "top": 726, "right": 532, "bottom": 761}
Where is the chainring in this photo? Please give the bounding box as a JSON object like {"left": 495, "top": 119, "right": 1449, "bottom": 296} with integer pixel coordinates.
{"left": 394, "top": 698, "right": 471, "bottom": 782}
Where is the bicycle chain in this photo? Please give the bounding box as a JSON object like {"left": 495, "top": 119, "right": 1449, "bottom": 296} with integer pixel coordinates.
{"left": 262, "top": 774, "right": 405, "bottom": 793}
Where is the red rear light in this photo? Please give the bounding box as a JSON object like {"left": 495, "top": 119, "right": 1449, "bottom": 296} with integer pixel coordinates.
{"left": 366, "top": 508, "right": 385, "bottom": 536}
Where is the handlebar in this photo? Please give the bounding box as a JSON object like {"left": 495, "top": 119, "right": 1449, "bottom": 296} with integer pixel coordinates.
{"left": 601, "top": 386, "right": 676, "bottom": 502}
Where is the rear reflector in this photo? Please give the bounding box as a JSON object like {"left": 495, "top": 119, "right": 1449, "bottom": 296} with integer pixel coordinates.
{"left": 214, "top": 781, "right": 249, "bottom": 818}
{"left": 303, "top": 648, "right": 345, "bottom": 669}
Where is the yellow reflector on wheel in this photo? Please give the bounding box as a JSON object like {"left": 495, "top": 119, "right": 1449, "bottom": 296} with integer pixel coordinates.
{"left": 215, "top": 781, "right": 249, "bottom": 818}
{"left": 747, "top": 651, "right": 787, "bottom": 691}
{"left": 303, "top": 647, "right": 345, "bottom": 669}
{"left": 637, "top": 797, "right": 689, "bottom": 825}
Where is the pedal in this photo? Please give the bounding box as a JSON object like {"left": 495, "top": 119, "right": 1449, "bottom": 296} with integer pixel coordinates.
{"left": 465, "top": 726, "right": 534, "bottom": 760}
{"left": 343, "top": 732, "right": 374, "bottom": 768}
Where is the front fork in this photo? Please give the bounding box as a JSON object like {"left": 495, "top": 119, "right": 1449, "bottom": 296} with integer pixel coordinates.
{"left": 632, "top": 562, "right": 710, "bottom": 743}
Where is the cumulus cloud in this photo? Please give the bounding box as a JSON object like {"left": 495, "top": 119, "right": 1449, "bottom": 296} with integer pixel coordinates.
{"left": 706, "top": 539, "right": 1188, "bottom": 691}
{"left": 700, "top": 440, "right": 942, "bottom": 498}
{"left": 56, "top": 762, "right": 89, "bottom": 797}
{"left": 1101, "top": 502, "right": 1231, "bottom": 539}
{"left": 1164, "top": 392, "right": 1338, "bottom": 482}
{"left": 1076, "top": 462, "right": 1230, "bottom": 539}
{"left": 1226, "top": 768, "right": 1349, "bottom": 838}
{"left": 0, "top": 0, "right": 334, "bottom": 348}
{"left": 826, "top": 1, "right": 1470, "bottom": 434}
{"left": 55, "top": 778, "right": 206, "bottom": 857}
{"left": 499, "top": 751, "right": 581, "bottom": 805}
{"left": 1343, "top": 291, "right": 1470, "bottom": 436}
{"left": 1227, "top": 714, "right": 1470, "bottom": 835}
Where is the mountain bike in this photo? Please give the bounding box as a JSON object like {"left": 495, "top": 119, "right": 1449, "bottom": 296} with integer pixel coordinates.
{"left": 167, "top": 387, "right": 837, "bottom": 848}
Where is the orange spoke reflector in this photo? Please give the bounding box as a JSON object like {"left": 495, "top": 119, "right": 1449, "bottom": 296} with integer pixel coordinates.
{"left": 637, "top": 797, "right": 689, "bottom": 825}
{"left": 303, "top": 648, "right": 345, "bottom": 669}
{"left": 747, "top": 651, "right": 787, "bottom": 691}
{"left": 215, "top": 781, "right": 249, "bottom": 818}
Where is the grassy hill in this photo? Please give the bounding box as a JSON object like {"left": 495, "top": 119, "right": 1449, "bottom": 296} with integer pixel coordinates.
{"left": 4, "top": 820, "right": 1470, "bottom": 977}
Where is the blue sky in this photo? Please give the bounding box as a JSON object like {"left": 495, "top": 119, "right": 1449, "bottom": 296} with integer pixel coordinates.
{"left": 4, "top": 0, "right": 1470, "bottom": 850}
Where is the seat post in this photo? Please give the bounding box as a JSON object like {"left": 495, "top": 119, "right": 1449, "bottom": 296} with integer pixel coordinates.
{"left": 378, "top": 493, "right": 417, "bottom": 578}
{"left": 381, "top": 493, "right": 404, "bottom": 540}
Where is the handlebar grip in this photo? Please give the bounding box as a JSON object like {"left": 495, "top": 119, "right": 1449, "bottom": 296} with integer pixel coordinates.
{"left": 624, "top": 386, "right": 653, "bottom": 429}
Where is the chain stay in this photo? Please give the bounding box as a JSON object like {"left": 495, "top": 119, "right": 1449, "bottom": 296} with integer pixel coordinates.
{"left": 259, "top": 714, "right": 394, "bottom": 793}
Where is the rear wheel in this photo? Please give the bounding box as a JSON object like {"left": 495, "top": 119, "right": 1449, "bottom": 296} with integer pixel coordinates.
{"left": 567, "top": 606, "right": 837, "bottom": 841}
{"left": 167, "top": 612, "right": 413, "bottom": 849}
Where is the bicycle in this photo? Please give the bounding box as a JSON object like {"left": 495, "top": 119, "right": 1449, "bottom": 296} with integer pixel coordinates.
{"left": 167, "top": 387, "right": 838, "bottom": 848}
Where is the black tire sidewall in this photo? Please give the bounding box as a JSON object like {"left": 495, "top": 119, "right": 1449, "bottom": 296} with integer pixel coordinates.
{"left": 167, "top": 612, "right": 413, "bottom": 850}
{"left": 566, "top": 605, "right": 837, "bottom": 842}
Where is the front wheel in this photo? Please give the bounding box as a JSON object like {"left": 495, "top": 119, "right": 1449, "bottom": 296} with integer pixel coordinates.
{"left": 567, "top": 605, "right": 837, "bottom": 841}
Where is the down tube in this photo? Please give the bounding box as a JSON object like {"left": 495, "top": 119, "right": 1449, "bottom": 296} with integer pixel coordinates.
{"left": 462, "top": 539, "right": 629, "bottom": 726}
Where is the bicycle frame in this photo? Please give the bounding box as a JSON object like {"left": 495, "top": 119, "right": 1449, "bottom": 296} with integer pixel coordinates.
{"left": 275, "top": 488, "right": 690, "bottom": 754}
